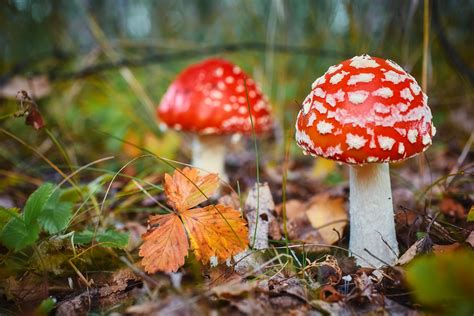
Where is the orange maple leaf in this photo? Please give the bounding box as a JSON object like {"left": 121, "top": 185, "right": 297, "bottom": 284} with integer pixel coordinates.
{"left": 139, "top": 167, "right": 249, "bottom": 273}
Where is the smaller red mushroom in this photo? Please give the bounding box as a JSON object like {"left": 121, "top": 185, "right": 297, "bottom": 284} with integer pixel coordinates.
{"left": 295, "top": 54, "right": 435, "bottom": 267}
{"left": 158, "top": 58, "right": 272, "bottom": 181}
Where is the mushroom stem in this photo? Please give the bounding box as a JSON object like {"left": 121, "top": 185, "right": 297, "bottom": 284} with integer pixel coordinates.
{"left": 349, "top": 163, "right": 399, "bottom": 268}
{"left": 192, "top": 134, "right": 228, "bottom": 181}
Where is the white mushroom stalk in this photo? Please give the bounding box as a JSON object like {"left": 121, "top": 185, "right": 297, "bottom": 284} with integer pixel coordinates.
{"left": 192, "top": 134, "right": 228, "bottom": 182}
{"left": 349, "top": 163, "right": 398, "bottom": 267}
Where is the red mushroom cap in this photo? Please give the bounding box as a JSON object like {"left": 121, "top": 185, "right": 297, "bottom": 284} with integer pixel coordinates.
{"left": 158, "top": 58, "right": 272, "bottom": 135}
{"left": 295, "top": 54, "right": 436, "bottom": 164}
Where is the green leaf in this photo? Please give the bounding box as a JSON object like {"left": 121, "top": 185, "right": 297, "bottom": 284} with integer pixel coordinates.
{"left": 467, "top": 206, "right": 474, "bottom": 222}
{"left": 24, "top": 183, "right": 55, "bottom": 225}
{"left": 74, "top": 229, "right": 129, "bottom": 249}
{"left": 37, "top": 191, "right": 73, "bottom": 234}
{"left": 0, "top": 207, "right": 20, "bottom": 231}
{"left": 0, "top": 217, "right": 40, "bottom": 251}
{"left": 96, "top": 230, "right": 129, "bottom": 248}
{"left": 73, "top": 230, "right": 94, "bottom": 244}
{"left": 406, "top": 250, "right": 474, "bottom": 315}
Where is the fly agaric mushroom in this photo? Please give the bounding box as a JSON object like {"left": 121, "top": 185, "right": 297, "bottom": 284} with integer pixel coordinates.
{"left": 158, "top": 58, "right": 272, "bottom": 181}
{"left": 295, "top": 54, "right": 436, "bottom": 268}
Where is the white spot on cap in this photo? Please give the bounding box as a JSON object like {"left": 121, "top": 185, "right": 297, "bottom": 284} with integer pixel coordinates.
{"left": 217, "top": 81, "right": 226, "bottom": 90}
{"left": 314, "top": 87, "right": 326, "bottom": 98}
{"left": 236, "top": 85, "right": 245, "bottom": 93}
{"left": 367, "top": 156, "right": 379, "bottom": 162}
{"left": 303, "top": 100, "right": 311, "bottom": 115}
{"left": 378, "top": 136, "right": 396, "bottom": 150}
{"left": 233, "top": 66, "right": 242, "bottom": 74}
{"left": 346, "top": 133, "right": 367, "bottom": 149}
{"left": 348, "top": 90, "right": 370, "bottom": 104}
{"left": 333, "top": 89, "right": 345, "bottom": 102}
{"left": 386, "top": 59, "right": 406, "bottom": 73}
{"left": 202, "top": 127, "right": 218, "bottom": 134}
{"left": 383, "top": 70, "right": 407, "bottom": 84}
{"left": 295, "top": 129, "right": 314, "bottom": 148}
{"left": 215, "top": 67, "right": 224, "bottom": 77}
{"left": 400, "top": 88, "right": 414, "bottom": 101}
{"left": 350, "top": 55, "right": 380, "bottom": 68}
{"left": 347, "top": 73, "right": 375, "bottom": 85}
{"left": 374, "top": 102, "right": 391, "bottom": 114}
{"left": 312, "top": 75, "right": 326, "bottom": 89}
{"left": 325, "top": 145, "right": 343, "bottom": 156}
{"left": 410, "top": 82, "right": 421, "bottom": 95}
{"left": 408, "top": 129, "right": 418, "bottom": 143}
{"left": 431, "top": 124, "right": 436, "bottom": 136}
{"left": 224, "top": 104, "right": 232, "bottom": 112}
{"left": 327, "top": 63, "right": 343, "bottom": 74}
{"left": 225, "top": 76, "right": 235, "bottom": 84}
{"left": 307, "top": 113, "right": 317, "bottom": 126}
{"left": 347, "top": 158, "right": 357, "bottom": 164}
{"left": 395, "top": 128, "right": 407, "bottom": 136}
{"left": 330, "top": 71, "right": 349, "bottom": 84}
{"left": 210, "top": 90, "right": 223, "bottom": 99}
{"left": 238, "top": 96, "right": 246, "bottom": 104}
{"left": 314, "top": 101, "right": 327, "bottom": 114}
{"left": 316, "top": 120, "right": 334, "bottom": 134}
{"left": 249, "top": 90, "right": 257, "bottom": 98}
{"left": 238, "top": 107, "right": 247, "bottom": 114}
{"left": 398, "top": 142, "right": 405, "bottom": 154}
{"left": 397, "top": 103, "right": 408, "bottom": 112}
{"left": 372, "top": 87, "right": 393, "bottom": 98}
{"left": 422, "top": 134, "right": 431, "bottom": 145}
{"left": 326, "top": 94, "right": 336, "bottom": 107}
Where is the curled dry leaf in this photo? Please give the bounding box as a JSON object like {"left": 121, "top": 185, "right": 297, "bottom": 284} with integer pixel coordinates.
{"left": 276, "top": 194, "right": 348, "bottom": 249}
{"left": 139, "top": 167, "right": 248, "bottom": 273}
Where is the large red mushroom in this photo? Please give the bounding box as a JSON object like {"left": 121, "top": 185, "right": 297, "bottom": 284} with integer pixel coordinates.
{"left": 158, "top": 58, "right": 272, "bottom": 181}
{"left": 295, "top": 54, "right": 435, "bottom": 267}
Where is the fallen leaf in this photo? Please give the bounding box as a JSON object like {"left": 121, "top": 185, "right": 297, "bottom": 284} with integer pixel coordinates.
{"left": 432, "top": 242, "right": 462, "bottom": 254}
{"left": 139, "top": 213, "right": 189, "bottom": 273}
{"left": 182, "top": 205, "right": 248, "bottom": 264}
{"left": 139, "top": 167, "right": 248, "bottom": 273}
{"left": 306, "top": 194, "right": 347, "bottom": 245}
{"left": 439, "top": 197, "right": 466, "bottom": 219}
{"left": 164, "top": 167, "right": 219, "bottom": 212}
{"left": 397, "top": 236, "right": 433, "bottom": 265}
{"left": 465, "top": 231, "right": 474, "bottom": 247}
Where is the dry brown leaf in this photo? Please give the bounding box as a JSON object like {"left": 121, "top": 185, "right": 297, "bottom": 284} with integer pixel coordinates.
{"left": 139, "top": 168, "right": 248, "bottom": 273}
{"left": 139, "top": 213, "right": 189, "bottom": 273}
{"left": 182, "top": 205, "right": 249, "bottom": 264}
{"left": 306, "top": 194, "right": 348, "bottom": 245}
{"left": 164, "top": 167, "right": 219, "bottom": 212}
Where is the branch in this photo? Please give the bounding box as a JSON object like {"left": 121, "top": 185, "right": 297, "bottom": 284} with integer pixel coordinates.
{"left": 1, "top": 42, "right": 350, "bottom": 83}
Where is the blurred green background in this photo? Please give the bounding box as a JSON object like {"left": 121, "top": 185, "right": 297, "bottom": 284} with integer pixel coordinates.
{"left": 0, "top": 0, "right": 473, "bottom": 187}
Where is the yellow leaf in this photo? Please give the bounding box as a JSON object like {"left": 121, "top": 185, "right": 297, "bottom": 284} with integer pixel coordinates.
{"left": 139, "top": 213, "right": 189, "bottom": 273}
{"left": 305, "top": 194, "right": 348, "bottom": 245}
{"left": 164, "top": 167, "right": 219, "bottom": 212}
{"left": 181, "top": 205, "right": 249, "bottom": 264}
